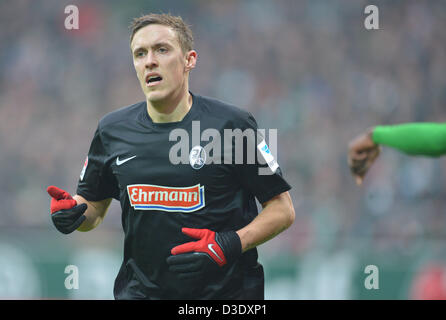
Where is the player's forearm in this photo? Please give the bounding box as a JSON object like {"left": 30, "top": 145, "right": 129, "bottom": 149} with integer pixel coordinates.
{"left": 372, "top": 123, "right": 446, "bottom": 157}
{"left": 236, "top": 192, "right": 295, "bottom": 253}
{"left": 73, "top": 195, "right": 111, "bottom": 232}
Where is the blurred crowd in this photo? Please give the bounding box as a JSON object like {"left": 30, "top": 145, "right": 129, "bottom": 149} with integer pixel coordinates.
{"left": 1, "top": 0, "right": 446, "bottom": 298}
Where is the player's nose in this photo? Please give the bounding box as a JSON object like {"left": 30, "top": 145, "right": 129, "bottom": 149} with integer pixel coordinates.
{"left": 145, "top": 50, "right": 159, "bottom": 69}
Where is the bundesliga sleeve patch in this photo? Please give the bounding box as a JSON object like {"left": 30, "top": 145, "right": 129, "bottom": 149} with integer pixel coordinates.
{"left": 257, "top": 140, "right": 279, "bottom": 173}
{"left": 127, "top": 184, "right": 205, "bottom": 213}
{"left": 80, "top": 156, "right": 88, "bottom": 181}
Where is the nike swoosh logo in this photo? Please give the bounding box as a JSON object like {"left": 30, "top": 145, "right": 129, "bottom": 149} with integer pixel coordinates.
{"left": 208, "top": 244, "right": 223, "bottom": 262}
{"left": 116, "top": 155, "right": 136, "bottom": 166}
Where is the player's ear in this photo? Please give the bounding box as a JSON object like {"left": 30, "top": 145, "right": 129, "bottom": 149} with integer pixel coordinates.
{"left": 185, "top": 50, "right": 197, "bottom": 72}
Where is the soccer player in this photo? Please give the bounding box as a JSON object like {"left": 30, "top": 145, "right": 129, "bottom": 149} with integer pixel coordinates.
{"left": 348, "top": 123, "right": 446, "bottom": 185}
{"left": 47, "top": 13, "right": 295, "bottom": 299}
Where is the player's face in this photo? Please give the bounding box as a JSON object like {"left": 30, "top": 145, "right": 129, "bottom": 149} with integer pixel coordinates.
{"left": 131, "top": 24, "right": 196, "bottom": 105}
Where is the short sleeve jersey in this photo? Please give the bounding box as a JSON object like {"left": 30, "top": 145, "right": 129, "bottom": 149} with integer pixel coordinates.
{"left": 77, "top": 93, "right": 291, "bottom": 299}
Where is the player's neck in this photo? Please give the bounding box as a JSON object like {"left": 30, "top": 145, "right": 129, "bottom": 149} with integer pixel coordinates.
{"left": 146, "top": 88, "right": 192, "bottom": 123}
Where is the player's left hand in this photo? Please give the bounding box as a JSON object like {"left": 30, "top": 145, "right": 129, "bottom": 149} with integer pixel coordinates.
{"left": 166, "top": 228, "right": 242, "bottom": 280}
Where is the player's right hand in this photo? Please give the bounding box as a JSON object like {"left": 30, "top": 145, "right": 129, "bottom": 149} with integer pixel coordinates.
{"left": 47, "top": 186, "right": 87, "bottom": 234}
{"left": 348, "top": 128, "right": 381, "bottom": 185}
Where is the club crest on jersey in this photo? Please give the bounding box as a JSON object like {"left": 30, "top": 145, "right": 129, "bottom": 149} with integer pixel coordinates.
{"left": 127, "top": 184, "right": 205, "bottom": 213}
{"left": 189, "top": 145, "right": 206, "bottom": 170}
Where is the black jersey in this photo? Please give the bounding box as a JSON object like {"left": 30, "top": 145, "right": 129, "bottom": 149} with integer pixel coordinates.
{"left": 76, "top": 93, "right": 291, "bottom": 299}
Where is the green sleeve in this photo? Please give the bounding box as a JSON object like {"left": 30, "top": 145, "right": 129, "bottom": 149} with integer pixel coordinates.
{"left": 372, "top": 123, "right": 446, "bottom": 157}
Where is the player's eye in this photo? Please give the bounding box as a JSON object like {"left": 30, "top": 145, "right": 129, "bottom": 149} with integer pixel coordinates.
{"left": 158, "top": 47, "right": 168, "bottom": 53}
{"left": 135, "top": 50, "right": 146, "bottom": 58}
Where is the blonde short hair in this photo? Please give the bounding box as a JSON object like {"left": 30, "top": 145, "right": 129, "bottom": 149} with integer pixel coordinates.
{"left": 130, "top": 13, "right": 194, "bottom": 53}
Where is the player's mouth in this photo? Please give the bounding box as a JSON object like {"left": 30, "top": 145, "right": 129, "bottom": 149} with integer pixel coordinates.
{"left": 145, "top": 73, "right": 163, "bottom": 87}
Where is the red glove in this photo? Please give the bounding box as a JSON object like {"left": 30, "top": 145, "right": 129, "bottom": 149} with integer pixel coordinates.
{"left": 171, "top": 228, "right": 231, "bottom": 266}
{"left": 47, "top": 186, "right": 87, "bottom": 234}
{"left": 167, "top": 228, "right": 241, "bottom": 281}
{"left": 47, "top": 186, "right": 77, "bottom": 213}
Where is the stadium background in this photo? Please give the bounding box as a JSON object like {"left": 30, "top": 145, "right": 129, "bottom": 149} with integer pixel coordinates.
{"left": 1, "top": 0, "right": 446, "bottom": 299}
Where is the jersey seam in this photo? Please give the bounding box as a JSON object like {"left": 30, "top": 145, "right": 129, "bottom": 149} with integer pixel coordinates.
{"left": 199, "top": 97, "right": 253, "bottom": 127}
{"left": 98, "top": 102, "right": 145, "bottom": 132}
